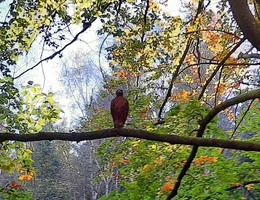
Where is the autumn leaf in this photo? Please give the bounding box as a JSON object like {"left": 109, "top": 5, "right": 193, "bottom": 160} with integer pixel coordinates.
{"left": 193, "top": 156, "right": 218, "bottom": 165}
{"left": 230, "top": 182, "right": 241, "bottom": 187}
{"left": 161, "top": 182, "right": 174, "bottom": 191}
{"left": 122, "top": 159, "right": 129, "bottom": 164}
{"left": 245, "top": 184, "right": 254, "bottom": 190}
{"left": 18, "top": 171, "right": 34, "bottom": 181}
{"left": 143, "top": 164, "right": 150, "bottom": 170}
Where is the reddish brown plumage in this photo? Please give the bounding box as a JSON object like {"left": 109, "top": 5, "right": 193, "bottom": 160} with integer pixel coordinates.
{"left": 111, "top": 89, "right": 129, "bottom": 128}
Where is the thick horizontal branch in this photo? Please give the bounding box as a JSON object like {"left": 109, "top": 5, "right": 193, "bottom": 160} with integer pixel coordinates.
{"left": 0, "top": 129, "right": 260, "bottom": 152}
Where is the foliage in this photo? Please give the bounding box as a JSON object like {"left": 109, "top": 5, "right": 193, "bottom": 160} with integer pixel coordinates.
{"left": 92, "top": 1, "right": 260, "bottom": 199}
{"left": 0, "top": 181, "right": 32, "bottom": 200}
{"left": 0, "top": 77, "right": 62, "bottom": 198}
{"left": 0, "top": 0, "right": 260, "bottom": 199}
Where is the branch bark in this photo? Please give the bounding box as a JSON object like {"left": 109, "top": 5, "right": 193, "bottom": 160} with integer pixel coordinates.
{"left": 14, "top": 24, "right": 92, "bottom": 79}
{"left": 229, "top": 0, "right": 260, "bottom": 50}
{"left": 238, "top": 52, "right": 260, "bottom": 59}
{"left": 0, "top": 129, "right": 260, "bottom": 152}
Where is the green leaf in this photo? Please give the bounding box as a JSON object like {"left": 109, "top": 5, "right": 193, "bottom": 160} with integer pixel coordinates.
{"left": 47, "top": 96, "right": 54, "bottom": 105}
{"left": 31, "top": 109, "right": 37, "bottom": 115}
{"left": 35, "top": 124, "right": 42, "bottom": 131}
{"left": 0, "top": 114, "right": 6, "bottom": 120}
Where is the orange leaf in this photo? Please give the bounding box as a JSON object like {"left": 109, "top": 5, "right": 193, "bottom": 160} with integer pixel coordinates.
{"left": 230, "top": 182, "right": 241, "bottom": 187}
{"left": 233, "top": 83, "right": 240, "bottom": 89}
{"left": 161, "top": 182, "right": 174, "bottom": 191}
{"left": 18, "top": 175, "right": 26, "bottom": 181}
{"left": 15, "top": 184, "right": 22, "bottom": 189}
{"left": 122, "top": 159, "right": 129, "bottom": 164}
{"left": 11, "top": 181, "right": 16, "bottom": 187}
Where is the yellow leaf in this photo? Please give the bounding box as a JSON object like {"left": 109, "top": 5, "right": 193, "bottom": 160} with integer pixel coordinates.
{"left": 245, "top": 184, "right": 254, "bottom": 190}
{"left": 35, "top": 124, "right": 42, "bottom": 131}
{"left": 124, "top": 28, "right": 130, "bottom": 35}
{"left": 45, "top": 18, "right": 51, "bottom": 25}
{"left": 143, "top": 164, "right": 150, "bottom": 170}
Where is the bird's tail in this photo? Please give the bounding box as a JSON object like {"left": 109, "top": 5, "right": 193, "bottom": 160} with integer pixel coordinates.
{"left": 114, "top": 121, "right": 124, "bottom": 128}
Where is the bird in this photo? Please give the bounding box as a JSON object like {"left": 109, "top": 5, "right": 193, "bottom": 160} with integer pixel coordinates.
{"left": 110, "top": 89, "right": 129, "bottom": 128}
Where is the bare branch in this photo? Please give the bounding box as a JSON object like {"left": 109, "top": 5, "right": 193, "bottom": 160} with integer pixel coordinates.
{"left": 0, "top": 129, "right": 260, "bottom": 152}
{"left": 14, "top": 23, "right": 92, "bottom": 79}
{"left": 238, "top": 52, "right": 260, "bottom": 59}
{"left": 13, "top": 2, "right": 113, "bottom": 79}
{"left": 230, "top": 99, "right": 255, "bottom": 139}
{"left": 200, "top": 89, "right": 260, "bottom": 126}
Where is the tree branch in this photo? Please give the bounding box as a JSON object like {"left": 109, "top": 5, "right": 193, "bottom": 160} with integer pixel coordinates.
{"left": 198, "top": 38, "right": 246, "bottom": 100}
{"left": 13, "top": 24, "right": 91, "bottom": 79}
{"left": 13, "top": 2, "right": 113, "bottom": 79}
{"left": 167, "top": 88, "right": 260, "bottom": 199}
{"left": 200, "top": 89, "right": 260, "bottom": 126}
{"left": 238, "top": 52, "right": 260, "bottom": 59}
{"left": 226, "top": 180, "right": 260, "bottom": 191}
{"left": 0, "top": 129, "right": 260, "bottom": 152}
{"left": 158, "top": 38, "right": 191, "bottom": 119}
{"left": 229, "top": 0, "right": 260, "bottom": 50}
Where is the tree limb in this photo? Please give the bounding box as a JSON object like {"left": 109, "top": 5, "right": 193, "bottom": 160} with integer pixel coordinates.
{"left": 13, "top": 23, "right": 92, "bottom": 79}
{"left": 158, "top": 38, "right": 191, "bottom": 119}
{"left": 13, "top": 2, "right": 112, "bottom": 79}
{"left": 226, "top": 180, "right": 260, "bottom": 191}
{"left": 200, "top": 89, "right": 260, "bottom": 126}
{"left": 229, "top": 0, "right": 260, "bottom": 50}
{"left": 198, "top": 38, "right": 246, "bottom": 100}
{"left": 167, "top": 88, "right": 260, "bottom": 199}
{"left": 238, "top": 52, "right": 260, "bottom": 59}
{"left": 0, "top": 129, "right": 260, "bottom": 152}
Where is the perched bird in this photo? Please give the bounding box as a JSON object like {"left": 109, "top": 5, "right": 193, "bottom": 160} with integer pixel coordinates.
{"left": 111, "top": 89, "right": 129, "bottom": 128}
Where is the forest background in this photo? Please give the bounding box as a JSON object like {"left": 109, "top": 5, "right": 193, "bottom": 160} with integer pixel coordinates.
{"left": 0, "top": 0, "right": 260, "bottom": 199}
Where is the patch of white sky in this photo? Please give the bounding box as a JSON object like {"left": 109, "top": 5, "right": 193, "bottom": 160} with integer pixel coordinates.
{"left": 19, "top": 21, "right": 107, "bottom": 126}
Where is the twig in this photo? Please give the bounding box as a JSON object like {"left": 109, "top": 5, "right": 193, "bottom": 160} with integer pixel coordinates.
{"left": 226, "top": 180, "right": 260, "bottom": 191}
{"left": 230, "top": 99, "right": 255, "bottom": 139}
{"left": 158, "top": 38, "right": 192, "bottom": 119}
{"left": 198, "top": 38, "right": 246, "bottom": 100}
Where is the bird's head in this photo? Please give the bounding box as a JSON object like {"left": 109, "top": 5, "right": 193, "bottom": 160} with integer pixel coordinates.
{"left": 116, "top": 89, "right": 123, "bottom": 96}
